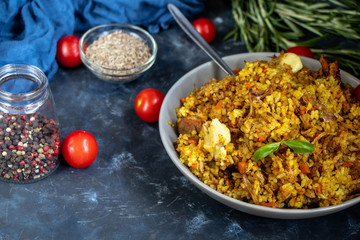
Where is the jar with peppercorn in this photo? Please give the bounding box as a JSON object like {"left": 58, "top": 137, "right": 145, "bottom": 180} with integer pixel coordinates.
{"left": 0, "top": 64, "right": 61, "bottom": 183}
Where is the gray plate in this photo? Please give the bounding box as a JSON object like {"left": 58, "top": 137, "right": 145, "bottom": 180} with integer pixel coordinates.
{"left": 159, "top": 52, "right": 360, "bottom": 219}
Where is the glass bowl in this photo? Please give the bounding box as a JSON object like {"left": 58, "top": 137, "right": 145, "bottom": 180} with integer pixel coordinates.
{"left": 79, "top": 23, "right": 158, "bottom": 83}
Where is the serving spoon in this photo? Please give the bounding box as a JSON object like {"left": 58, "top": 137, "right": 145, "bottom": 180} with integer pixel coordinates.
{"left": 167, "top": 4, "right": 236, "bottom": 77}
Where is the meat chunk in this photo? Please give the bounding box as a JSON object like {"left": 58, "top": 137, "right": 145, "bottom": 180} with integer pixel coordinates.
{"left": 320, "top": 55, "right": 329, "bottom": 76}
{"left": 320, "top": 55, "right": 340, "bottom": 79}
{"left": 308, "top": 166, "right": 319, "bottom": 179}
{"left": 302, "top": 93, "right": 336, "bottom": 121}
{"left": 177, "top": 117, "right": 202, "bottom": 134}
{"left": 349, "top": 163, "right": 360, "bottom": 180}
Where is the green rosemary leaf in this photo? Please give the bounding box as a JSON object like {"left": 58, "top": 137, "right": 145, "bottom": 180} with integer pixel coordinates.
{"left": 330, "top": 0, "right": 360, "bottom": 11}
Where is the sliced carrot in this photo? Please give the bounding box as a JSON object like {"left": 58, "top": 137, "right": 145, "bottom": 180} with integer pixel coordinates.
{"left": 238, "top": 162, "right": 247, "bottom": 174}
{"left": 281, "top": 90, "right": 287, "bottom": 95}
{"left": 300, "top": 163, "right": 310, "bottom": 174}
{"left": 315, "top": 184, "right": 322, "bottom": 194}
{"left": 215, "top": 100, "right": 223, "bottom": 111}
{"left": 191, "top": 163, "right": 197, "bottom": 169}
{"left": 299, "top": 106, "right": 307, "bottom": 115}
{"left": 260, "top": 202, "right": 279, "bottom": 208}
{"left": 245, "top": 82, "right": 252, "bottom": 90}
{"left": 232, "top": 68, "right": 241, "bottom": 75}
{"left": 258, "top": 136, "right": 266, "bottom": 142}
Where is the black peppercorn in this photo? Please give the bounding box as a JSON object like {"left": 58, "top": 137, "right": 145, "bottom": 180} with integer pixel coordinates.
{"left": 0, "top": 113, "right": 60, "bottom": 183}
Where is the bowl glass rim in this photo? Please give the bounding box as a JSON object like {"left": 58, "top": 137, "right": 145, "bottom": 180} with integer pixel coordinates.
{"left": 79, "top": 23, "right": 158, "bottom": 73}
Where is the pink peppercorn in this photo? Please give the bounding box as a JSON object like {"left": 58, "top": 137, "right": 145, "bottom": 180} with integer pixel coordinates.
{"left": 53, "top": 149, "right": 59, "bottom": 155}
{"left": 17, "top": 146, "right": 25, "bottom": 151}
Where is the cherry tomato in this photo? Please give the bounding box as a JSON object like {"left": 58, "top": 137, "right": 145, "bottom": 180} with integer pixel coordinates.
{"left": 285, "top": 46, "right": 315, "bottom": 59}
{"left": 135, "top": 88, "right": 165, "bottom": 123}
{"left": 353, "top": 85, "right": 360, "bottom": 102}
{"left": 192, "top": 18, "right": 216, "bottom": 43}
{"left": 56, "top": 35, "right": 82, "bottom": 68}
{"left": 62, "top": 130, "right": 98, "bottom": 168}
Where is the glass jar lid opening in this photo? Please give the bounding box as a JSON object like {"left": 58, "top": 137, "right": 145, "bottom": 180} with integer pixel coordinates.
{"left": 0, "top": 64, "right": 47, "bottom": 101}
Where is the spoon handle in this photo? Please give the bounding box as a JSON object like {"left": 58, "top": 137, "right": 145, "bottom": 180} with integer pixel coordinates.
{"left": 168, "top": 3, "right": 236, "bottom": 77}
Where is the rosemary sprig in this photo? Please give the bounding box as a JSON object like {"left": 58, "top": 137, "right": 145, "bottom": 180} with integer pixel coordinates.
{"left": 226, "top": 0, "right": 360, "bottom": 76}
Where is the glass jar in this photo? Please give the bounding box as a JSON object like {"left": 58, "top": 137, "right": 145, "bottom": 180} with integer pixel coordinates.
{"left": 0, "top": 64, "right": 60, "bottom": 183}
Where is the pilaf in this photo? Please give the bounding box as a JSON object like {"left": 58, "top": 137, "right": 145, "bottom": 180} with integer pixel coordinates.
{"left": 175, "top": 52, "right": 360, "bottom": 209}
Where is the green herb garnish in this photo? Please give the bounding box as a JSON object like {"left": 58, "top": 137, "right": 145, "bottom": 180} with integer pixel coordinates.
{"left": 253, "top": 140, "right": 314, "bottom": 161}
{"left": 253, "top": 142, "right": 282, "bottom": 161}
{"left": 283, "top": 140, "right": 315, "bottom": 154}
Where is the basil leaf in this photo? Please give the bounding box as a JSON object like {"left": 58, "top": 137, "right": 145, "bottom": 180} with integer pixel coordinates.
{"left": 254, "top": 142, "right": 281, "bottom": 161}
{"left": 284, "top": 140, "right": 314, "bottom": 154}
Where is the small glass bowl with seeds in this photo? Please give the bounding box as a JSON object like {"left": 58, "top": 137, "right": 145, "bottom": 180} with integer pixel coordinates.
{"left": 79, "top": 23, "right": 158, "bottom": 83}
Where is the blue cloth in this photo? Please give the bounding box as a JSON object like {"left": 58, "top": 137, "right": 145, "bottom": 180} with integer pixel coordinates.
{"left": 0, "top": 0, "right": 204, "bottom": 79}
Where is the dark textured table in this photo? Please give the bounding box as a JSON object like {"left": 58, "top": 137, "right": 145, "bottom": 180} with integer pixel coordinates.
{"left": 1, "top": 1, "right": 360, "bottom": 239}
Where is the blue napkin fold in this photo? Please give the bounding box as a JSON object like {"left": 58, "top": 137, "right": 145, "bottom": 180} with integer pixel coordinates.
{"left": 0, "top": 0, "right": 204, "bottom": 80}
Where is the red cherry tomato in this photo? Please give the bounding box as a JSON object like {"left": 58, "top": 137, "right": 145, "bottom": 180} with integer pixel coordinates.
{"left": 56, "top": 35, "right": 82, "bottom": 68}
{"left": 353, "top": 85, "right": 360, "bottom": 102}
{"left": 192, "top": 18, "right": 216, "bottom": 43}
{"left": 285, "top": 46, "right": 315, "bottom": 59}
{"left": 135, "top": 88, "right": 165, "bottom": 123}
{"left": 62, "top": 130, "right": 98, "bottom": 168}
